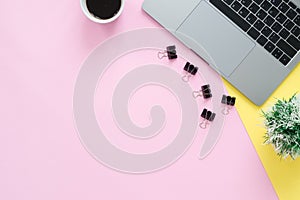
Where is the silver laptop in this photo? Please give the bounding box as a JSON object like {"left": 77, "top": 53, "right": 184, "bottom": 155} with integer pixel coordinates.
{"left": 142, "top": 0, "right": 300, "bottom": 105}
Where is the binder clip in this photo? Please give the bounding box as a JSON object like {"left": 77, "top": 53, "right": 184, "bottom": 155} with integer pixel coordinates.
{"left": 182, "top": 62, "right": 198, "bottom": 82}
{"left": 157, "top": 45, "right": 177, "bottom": 60}
{"left": 192, "top": 84, "right": 212, "bottom": 99}
{"left": 221, "top": 95, "right": 236, "bottom": 115}
{"left": 199, "top": 108, "right": 216, "bottom": 129}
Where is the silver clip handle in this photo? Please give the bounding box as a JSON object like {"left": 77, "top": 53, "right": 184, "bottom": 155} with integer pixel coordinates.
{"left": 199, "top": 120, "right": 208, "bottom": 129}
{"left": 181, "top": 74, "right": 191, "bottom": 82}
{"left": 157, "top": 51, "right": 167, "bottom": 59}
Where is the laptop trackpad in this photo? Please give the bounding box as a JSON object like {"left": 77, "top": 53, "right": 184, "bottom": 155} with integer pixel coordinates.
{"left": 177, "top": 1, "right": 255, "bottom": 77}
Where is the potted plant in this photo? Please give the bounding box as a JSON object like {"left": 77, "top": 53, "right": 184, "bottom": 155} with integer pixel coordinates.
{"left": 262, "top": 95, "right": 300, "bottom": 159}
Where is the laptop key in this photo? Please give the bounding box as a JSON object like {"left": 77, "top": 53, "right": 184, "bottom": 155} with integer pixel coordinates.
{"left": 277, "top": 39, "right": 297, "bottom": 58}
{"left": 239, "top": 7, "right": 250, "bottom": 18}
{"left": 257, "top": 35, "right": 268, "bottom": 46}
{"left": 246, "top": 13, "right": 258, "bottom": 24}
{"left": 210, "top": 0, "right": 251, "bottom": 31}
{"left": 254, "top": 19, "right": 265, "bottom": 30}
{"left": 262, "top": 26, "right": 272, "bottom": 37}
{"left": 287, "top": 9, "right": 297, "bottom": 20}
{"left": 294, "top": 15, "right": 300, "bottom": 26}
{"left": 268, "top": 6, "right": 280, "bottom": 17}
{"left": 288, "top": 1, "right": 297, "bottom": 9}
{"left": 241, "top": 0, "right": 251, "bottom": 7}
{"left": 269, "top": 32, "right": 280, "bottom": 43}
{"left": 291, "top": 26, "right": 300, "bottom": 37}
{"left": 253, "top": 0, "right": 263, "bottom": 5}
{"left": 224, "top": 0, "right": 234, "bottom": 5}
{"left": 256, "top": 9, "right": 267, "bottom": 20}
{"left": 249, "top": 3, "right": 260, "bottom": 14}
{"left": 283, "top": 19, "right": 295, "bottom": 30}
{"left": 248, "top": 27, "right": 260, "bottom": 39}
{"left": 278, "top": 2, "right": 289, "bottom": 13}
{"left": 261, "top": 1, "right": 272, "bottom": 11}
{"left": 279, "top": 54, "right": 291, "bottom": 65}
{"left": 231, "top": 1, "right": 242, "bottom": 11}
{"left": 270, "top": 0, "right": 282, "bottom": 7}
{"left": 276, "top": 13, "right": 287, "bottom": 24}
{"left": 297, "top": 8, "right": 300, "bottom": 14}
{"left": 272, "top": 22, "right": 283, "bottom": 32}
{"left": 272, "top": 48, "right": 283, "bottom": 59}
{"left": 287, "top": 35, "right": 300, "bottom": 50}
{"left": 265, "top": 41, "right": 276, "bottom": 52}
{"left": 264, "top": 15, "right": 275, "bottom": 26}
{"left": 279, "top": 28, "right": 290, "bottom": 39}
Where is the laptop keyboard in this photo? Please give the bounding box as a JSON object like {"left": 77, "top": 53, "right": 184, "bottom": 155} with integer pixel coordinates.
{"left": 210, "top": 0, "right": 300, "bottom": 66}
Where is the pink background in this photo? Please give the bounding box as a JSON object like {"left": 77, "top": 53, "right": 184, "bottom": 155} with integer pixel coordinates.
{"left": 0, "top": 0, "right": 277, "bottom": 199}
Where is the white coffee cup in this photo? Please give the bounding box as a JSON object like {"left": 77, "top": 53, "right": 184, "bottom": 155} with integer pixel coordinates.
{"left": 80, "top": 0, "right": 125, "bottom": 24}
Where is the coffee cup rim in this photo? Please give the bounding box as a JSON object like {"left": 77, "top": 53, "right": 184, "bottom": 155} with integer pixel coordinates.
{"left": 80, "top": 0, "right": 124, "bottom": 24}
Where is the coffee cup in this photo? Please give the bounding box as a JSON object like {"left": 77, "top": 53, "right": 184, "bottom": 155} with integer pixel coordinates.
{"left": 80, "top": 0, "right": 124, "bottom": 24}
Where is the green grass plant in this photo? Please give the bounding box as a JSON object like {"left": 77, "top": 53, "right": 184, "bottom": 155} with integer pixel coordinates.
{"left": 263, "top": 95, "right": 300, "bottom": 159}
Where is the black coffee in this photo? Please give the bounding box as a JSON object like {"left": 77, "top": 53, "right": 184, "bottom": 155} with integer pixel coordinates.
{"left": 86, "top": 0, "right": 122, "bottom": 20}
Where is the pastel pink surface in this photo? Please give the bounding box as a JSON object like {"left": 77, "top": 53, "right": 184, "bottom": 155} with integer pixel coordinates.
{"left": 0, "top": 0, "right": 277, "bottom": 199}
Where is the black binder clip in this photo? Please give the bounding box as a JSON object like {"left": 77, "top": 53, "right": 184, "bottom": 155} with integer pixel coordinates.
{"left": 157, "top": 45, "right": 177, "bottom": 60}
{"left": 192, "top": 84, "right": 212, "bottom": 99}
{"left": 199, "top": 108, "right": 216, "bottom": 129}
{"left": 182, "top": 62, "right": 198, "bottom": 82}
{"left": 221, "top": 95, "right": 236, "bottom": 115}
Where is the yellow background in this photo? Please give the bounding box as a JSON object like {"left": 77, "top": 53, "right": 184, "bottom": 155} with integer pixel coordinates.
{"left": 224, "top": 63, "right": 300, "bottom": 200}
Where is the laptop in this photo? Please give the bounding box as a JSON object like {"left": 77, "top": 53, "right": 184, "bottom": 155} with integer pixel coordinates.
{"left": 142, "top": 0, "right": 300, "bottom": 105}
